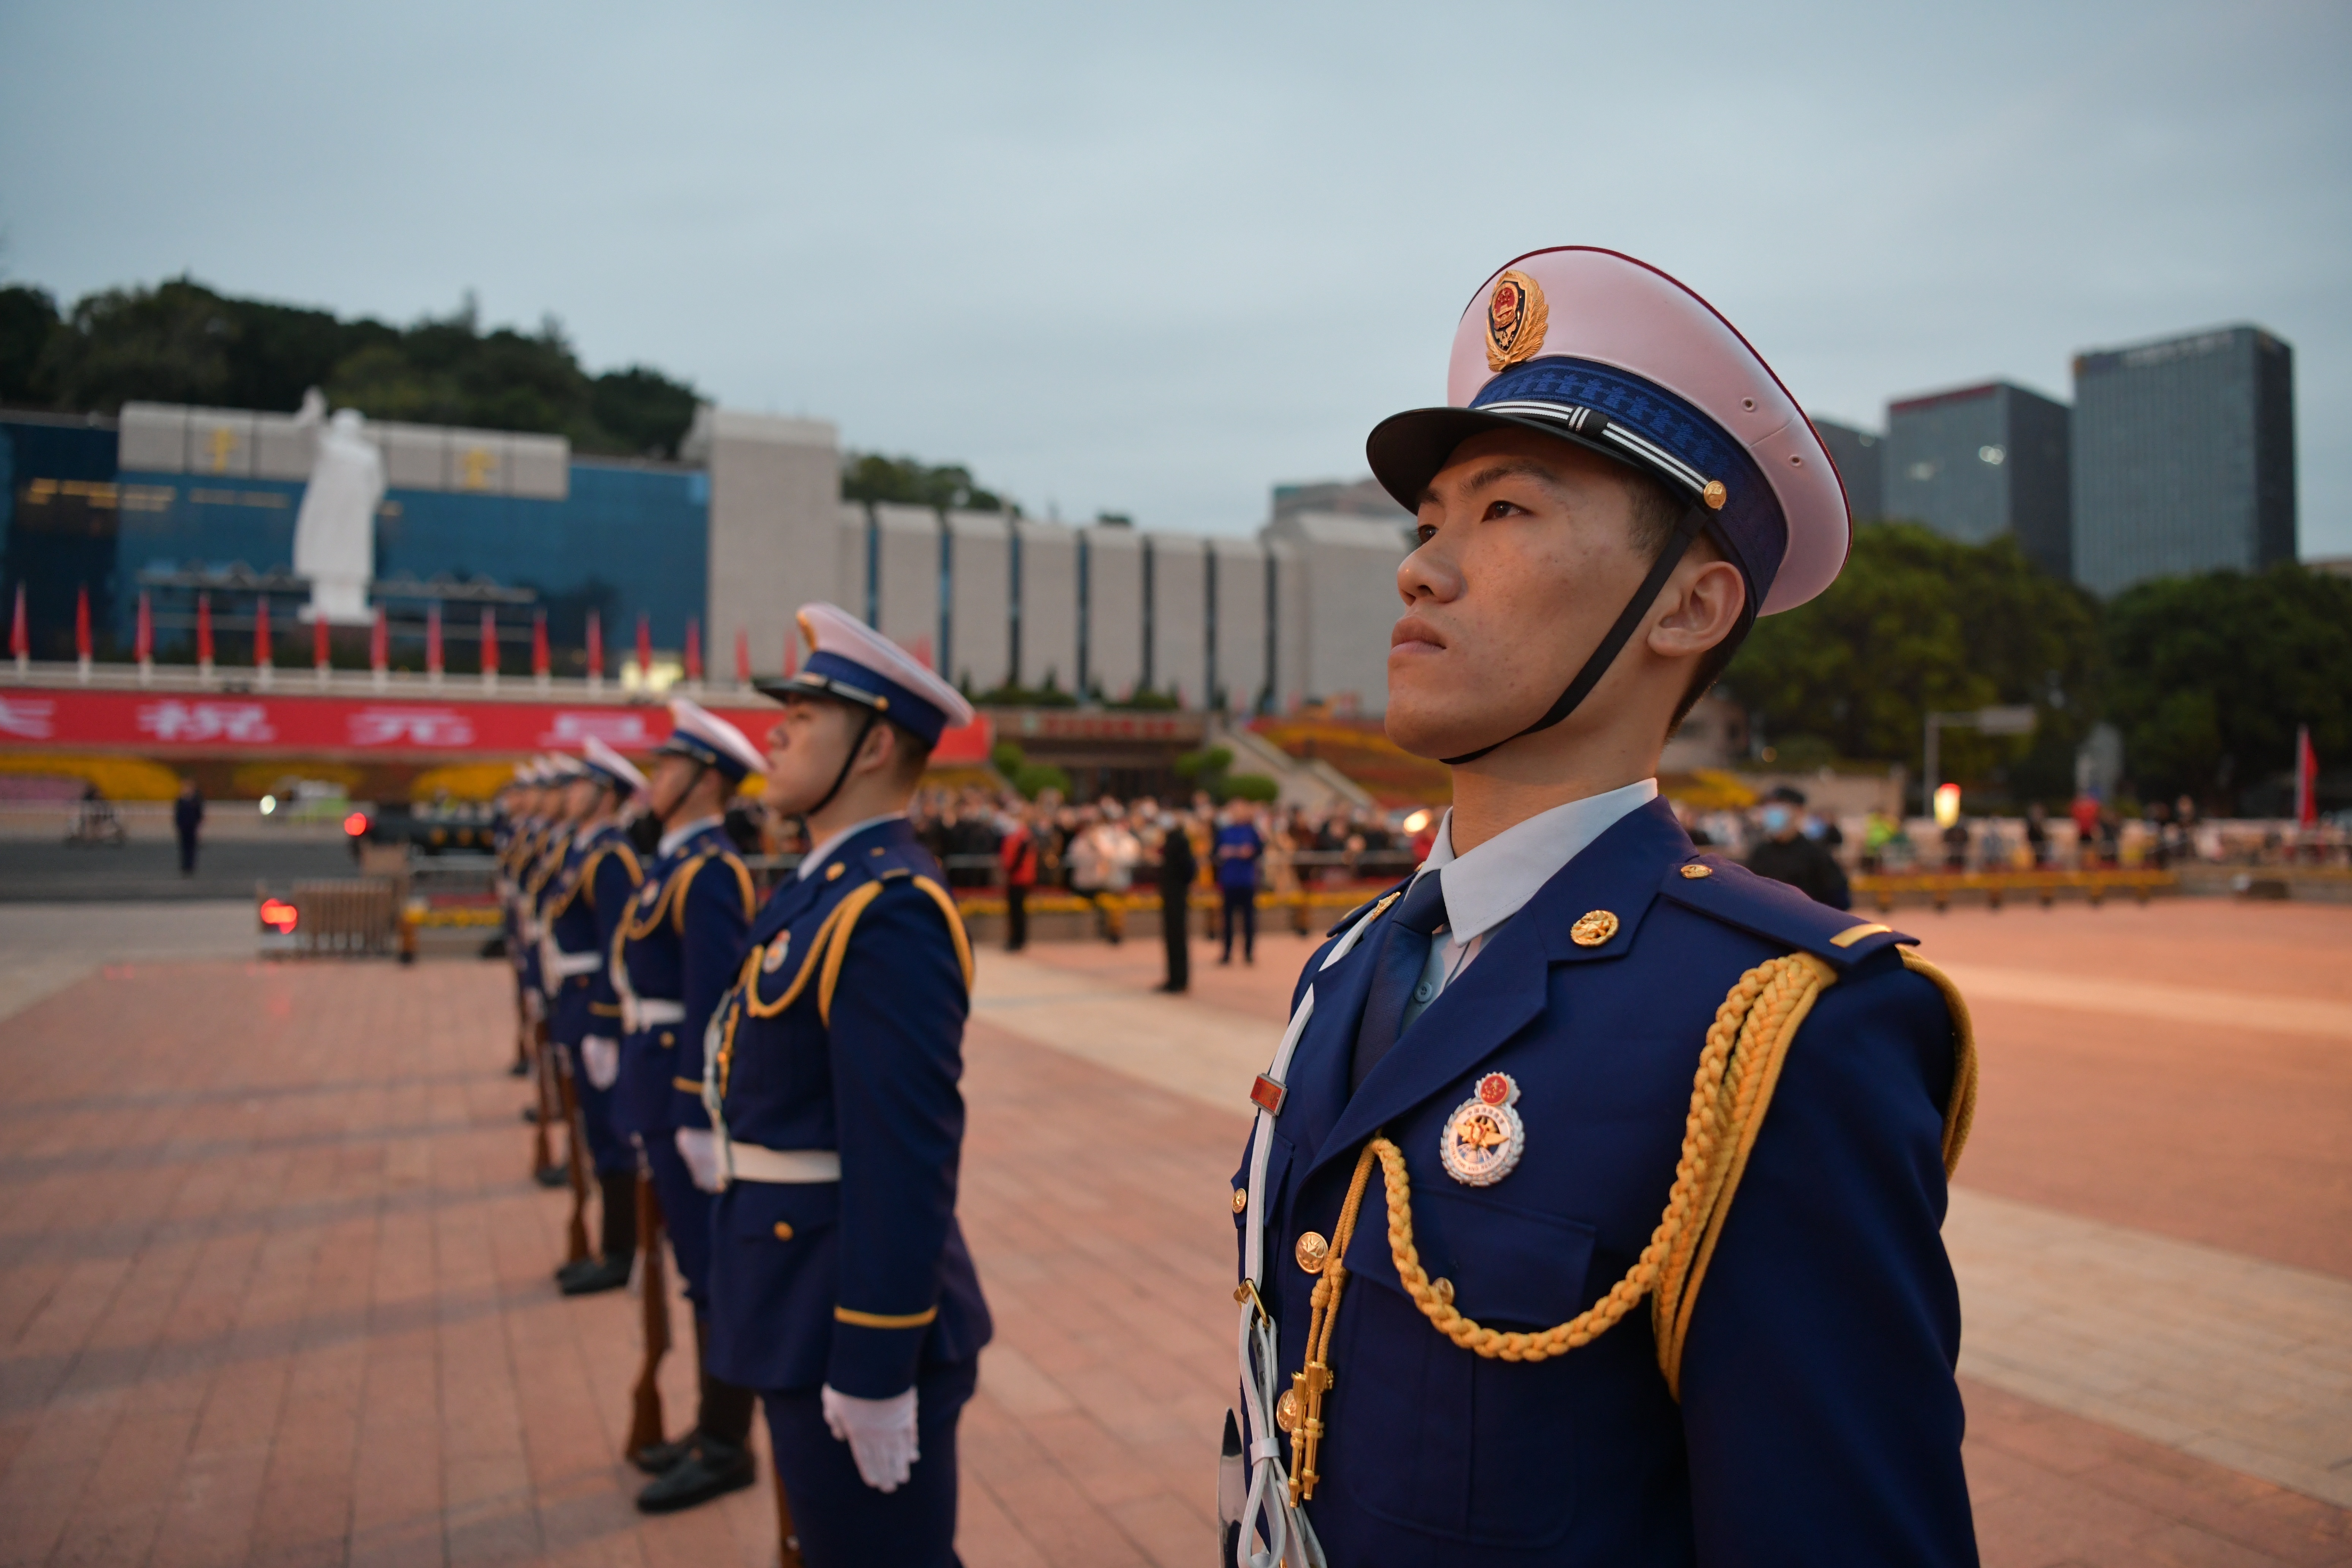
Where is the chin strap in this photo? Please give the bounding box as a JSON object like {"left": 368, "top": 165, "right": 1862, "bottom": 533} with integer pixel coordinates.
{"left": 803, "top": 708, "right": 881, "bottom": 822}
{"left": 1441, "top": 498, "right": 1738, "bottom": 767}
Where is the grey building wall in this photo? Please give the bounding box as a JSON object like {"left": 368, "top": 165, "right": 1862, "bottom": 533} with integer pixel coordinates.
{"left": 872, "top": 503, "right": 940, "bottom": 665}
{"left": 1208, "top": 536, "right": 1267, "bottom": 711}
{"left": 1884, "top": 382, "right": 2072, "bottom": 578}
{"left": 945, "top": 509, "right": 1011, "bottom": 694}
{"left": 2071, "top": 325, "right": 2297, "bottom": 596}
{"left": 1079, "top": 524, "right": 1143, "bottom": 700}
{"left": 1263, "top": 510, "right": 1410, "bottom": 713}
{"left": 705, "top": 411, "right": 838, "bottom": 678}
{"left": 1013, "top": 518, "right": 1079, "bottom": 694}
{"left": 1810, "top": 417, "right": 1883, "bottom": 522}
{"left": 834, "top": 503, "right": 869, "bottom": 620}
{"left": 1145, "top": 534, "right": 1208, "bottom": 705}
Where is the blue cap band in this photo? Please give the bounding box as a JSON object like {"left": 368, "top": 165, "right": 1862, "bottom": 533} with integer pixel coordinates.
{"left": 762, "top": 649, "right": 952, "bottom": 746}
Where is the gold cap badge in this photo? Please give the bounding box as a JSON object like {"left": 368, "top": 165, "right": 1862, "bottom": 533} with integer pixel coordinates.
{"left": 1484, "top": 270, "right": 1550, "bottom": 373}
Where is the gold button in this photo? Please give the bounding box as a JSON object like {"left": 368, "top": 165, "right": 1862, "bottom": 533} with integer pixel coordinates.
{"left": 772, "top": 1222, "right": 795, "bottom": 1241}
{"left": 1232, "top": 1187, "right": 1249, "bottom": 1214}
{"left": 1570, "top": 909, "right": 1620, "bottom": 947}
{"left": 1680, "top": 864, "right": 1713, "bottom": 880}
{"left": 826, "top": 863, "right": 846, "bottom": 881}
{"left": 1295, "top": 1231, "right": 1330, "bottom": 1273}
{"left": 1275, "top": 1388, "right": 1303, "bottom": 1434}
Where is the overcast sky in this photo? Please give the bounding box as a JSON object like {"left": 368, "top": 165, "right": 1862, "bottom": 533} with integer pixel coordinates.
{"left": 3, "top": 2, "right": 2346, "bottom": 554}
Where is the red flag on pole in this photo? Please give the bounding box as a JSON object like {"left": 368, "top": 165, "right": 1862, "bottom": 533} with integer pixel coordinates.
{"left": 425, "top": 603, "right": 444, "bottom": 675}
{"left": 136, "top": 592, "right": 154, "bottom": 664}
{"left": 313, "top": 610, "right": 331, "bottom": 671}
{"left": 532, "top": 609, "right": 550, "bottom": 679}
{"left": 2295, "top": 724, "right": 2319, "bottom": 829}
{"left": 636, "top": 612, "right": 653, "bottom": 681}
{"left": 480, "top": 606, "right": 499, "bottom": 678}
{"left": 253, "top": 595, "right": 271, "bottom": 668}
{"left": 196, "top": 592, "right": 215, "bottom": 667}
{"left": 370, "top": 605, "right": 389, "bottom": 674}
{"left": 734, "top": 627, "right": 750, "bottom": 685}
{"left": 75, "top": 585, "right": 91, "bottom": 658}
{"left": 9, "top": 583, "right": 25, "bottom": 662}
{"left": 684, "top": 617, "right": 702, "bottom": 682}
{"left": 586, "top": 610, "right": 604, "bottom": 681}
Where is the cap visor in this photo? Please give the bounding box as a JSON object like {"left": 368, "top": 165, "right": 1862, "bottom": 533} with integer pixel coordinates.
{"left": 1366, "top": 406, "right": 1661, "bottom": 513}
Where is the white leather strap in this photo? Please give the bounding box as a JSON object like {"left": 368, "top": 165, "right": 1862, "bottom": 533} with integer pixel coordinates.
{"left": 726, "top": 1142, "right": 842, "bottom": 1185}
{"left": 624, "top": 997, "right": 686, "bottom": 1031}
{"left": 543, "top": 947, "right": 602, "bottom": 978}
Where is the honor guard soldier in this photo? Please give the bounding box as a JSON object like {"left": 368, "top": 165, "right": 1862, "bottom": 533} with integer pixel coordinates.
{"left": 705, "top": 604, "right": 992, "bottom": 1567}
{"left": 517, "top": 759, "right": 575, "bottom": 1187}
{"left": 542, "top": 737, "right": 649, "bottom": 1295}
{"left": 1226, "top": 249, "right": 1979, "bottom": 1567}
{"left": 612, "top": 699, "right": 767, "bottom": 1513}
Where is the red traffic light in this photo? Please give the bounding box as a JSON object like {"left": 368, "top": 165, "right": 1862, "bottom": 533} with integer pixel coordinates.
{"left": 259, "top": 897, "right": 299, "bottom": 934}
{"left": 343, "top": 811, "right": 370, "bottom": 837}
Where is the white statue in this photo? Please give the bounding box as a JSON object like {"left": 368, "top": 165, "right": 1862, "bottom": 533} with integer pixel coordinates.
{"left": 291, "top": 390, "right": 383, "bottom": 624}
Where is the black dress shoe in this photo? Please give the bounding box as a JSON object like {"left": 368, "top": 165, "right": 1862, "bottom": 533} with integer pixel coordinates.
{"left": 631, "top": 1434, "right": 695, "bottom": 1475}
{"left": 635, "top": 1435, "right": 756, "bottom": 1513}
{"left": 509, "top": 1058, "right": 531, "bottom": 1078}
{"left": 558, "top": 1254, "right": 632, "bottom": 1296}
{"left": 533, "top": 1162, "right": 568, "bottom": 1188}
{"left": 553, "top": 1255, "right": 598, "bottom": 1287}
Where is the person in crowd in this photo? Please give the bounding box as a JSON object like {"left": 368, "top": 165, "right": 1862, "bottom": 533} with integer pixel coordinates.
{"left": 2024, "top": 802, "right": 2050, "bottom": 868}
{"left": 1941, "top": 814, "right": 1971, "bottom": 873}
{"left": 1154, "top": 806, "right": 1197, "bottom": 992}
{"left": 1743, "top": 786, "right": 1851, "bottom": 909}
{"left": 997, "top": 805, "right": 1037, "bottom": 952}
{"left": 1215, "top": 800, "right": 1265, "bottom": 965}
{"left": 173, "top": 777, "right": 205, "bottom": 876}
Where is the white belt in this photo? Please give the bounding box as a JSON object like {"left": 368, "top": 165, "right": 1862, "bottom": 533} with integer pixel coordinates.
{"left": 624, "top": 997, "right": 685, "bottom": 1032}
{"left": 544, "top": 948, "right": 602, "bottom": 979}
{"left": 725, "top": 1141, "right": 841, "bottom": 1185}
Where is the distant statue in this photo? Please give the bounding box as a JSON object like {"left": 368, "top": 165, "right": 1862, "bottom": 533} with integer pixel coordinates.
{"left": 292, "top": 391, "right": 383, "bottom": 624}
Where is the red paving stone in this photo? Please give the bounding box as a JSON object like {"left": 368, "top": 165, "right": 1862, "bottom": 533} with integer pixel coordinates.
{"left": 0, "top": 940, "right": 2345, "bottom": 1566}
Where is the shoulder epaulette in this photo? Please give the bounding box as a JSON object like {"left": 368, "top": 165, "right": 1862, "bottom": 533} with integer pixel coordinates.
{"left": 1656, "top": 854, "right": 1909, "bottom": 969}
{"left": 675, "top": 850, "right": 757, "bottom": 930}
{"left": 816, "top": 867, "right": 974, "bottom": 1024}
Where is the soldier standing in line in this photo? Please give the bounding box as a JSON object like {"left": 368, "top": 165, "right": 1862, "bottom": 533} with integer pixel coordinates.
{"left": 703, "top": 604, "right": 991, "bottom": 1568}
{"left": 612, "top": 699, "right": 768, "bottom": 1513}
{"left": 518, "top": 759, "right": 577, "bottom": 1189}
{"left": 542, "top": 737, "right": 648, "bottom": 1296}
{"left": 1226, "top": 249, "right": 1979, "bottom": 1566}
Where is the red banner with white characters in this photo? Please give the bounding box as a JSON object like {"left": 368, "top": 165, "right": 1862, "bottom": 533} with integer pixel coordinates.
{"left": 0, "top": 686, "right": 991, "bottom": 764}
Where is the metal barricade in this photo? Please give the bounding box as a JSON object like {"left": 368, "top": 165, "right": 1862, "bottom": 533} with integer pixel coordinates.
{"left": 289, "top": 878, "right": 401, "bottom": 955}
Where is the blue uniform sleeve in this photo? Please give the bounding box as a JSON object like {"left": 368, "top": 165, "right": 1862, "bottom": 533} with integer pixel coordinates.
{"left": 585, "top": 847, "right": 642, "bottom": 1022}
{"left": 1677, "top": 951, "right": 1976, "bottom": 1565}
{"left": 822, "top": 880, "right": 972, "bottom": 1398}
{"left": 674, "top": 854, "right": 754, "bottom": 1128}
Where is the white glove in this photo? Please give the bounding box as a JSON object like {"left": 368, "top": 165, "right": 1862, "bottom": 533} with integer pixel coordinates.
{"left": 675, "top": 1127, "right": 722, "bottom": 1192}
{"left": 582, "top": 1034, "right": 620, "bottom": 1090}
{"left": 821, "top": 1384, "right": 919, "bottom": 1492}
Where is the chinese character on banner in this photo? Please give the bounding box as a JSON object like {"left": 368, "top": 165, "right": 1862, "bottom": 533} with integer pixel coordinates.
{"left": 537, "top": 711, "right": 654, "bottom": 747}
{"left": 348, "top": 708, "right": 476, "bottom": 747}
{"left": 0, "top": 696, "right": 56, "bottom": 739}
{"left": 136, "top": 701, "right": 276, "bottom": 743}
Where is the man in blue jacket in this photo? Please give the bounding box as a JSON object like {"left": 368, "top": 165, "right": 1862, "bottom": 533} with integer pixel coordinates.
{"left": 704, "top": 604, "right": 991, "bottom": 1567}
{"left": 1226, "top": 249, "right": 1979, "bottom": 1567}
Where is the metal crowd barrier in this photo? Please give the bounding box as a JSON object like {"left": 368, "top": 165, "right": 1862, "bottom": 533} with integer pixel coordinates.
{"left": 288, "top": 878, "right": 402, "bottom": 955}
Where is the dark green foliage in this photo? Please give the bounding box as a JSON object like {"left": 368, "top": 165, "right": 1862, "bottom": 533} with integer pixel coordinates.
{"left": 988, "top": 740, "right": 1071, "bottom": 800}
{"left": 973, "top": 673, "right": 1078, "bottom": 708}
{"left": 842, "top": 453, "right": 1008, "bottom": 512}
{"left": 17, "top": 276, "right": 700, "bottom": 457}
{"left": 1724, "top": 523, "right": 2104, "bottom": 797}
{"left": 2104, "top": 564, "right": 2352, "bottom": 811}
{"left": 1224, "top": 773, "right": 1279, "bottom": 803}
{"left": 1174, "top": 744, "right": 1272, "bottom": 803}
{"left": 1107, "top": 685, "right": 1180, "bottom": 711}
{"left": 0, "top": 284, "right": 62, "bottom": 404}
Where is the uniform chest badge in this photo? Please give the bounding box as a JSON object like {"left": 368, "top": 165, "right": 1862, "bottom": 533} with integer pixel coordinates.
{"left": 638, "top": 882, "right": 660, "bottom": 907}
{"left": 761, "top": 934, "right": 791, "bottom": 973}
{"left": 1440, "top": 1072, "right": 1526, "bottom": 1187}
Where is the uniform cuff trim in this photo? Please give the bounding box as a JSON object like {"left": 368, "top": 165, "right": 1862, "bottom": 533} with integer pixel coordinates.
{"left": 833, "top": 1305, "right": 939, "bottom": 1329}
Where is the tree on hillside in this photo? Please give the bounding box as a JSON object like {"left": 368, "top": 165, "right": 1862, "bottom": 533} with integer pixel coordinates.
{"left": 841, "top": 452, "right": 1011, "bottom": 512}
{"left": 2104, "top": 564, "right": 2352, "bottom": 812}
{"left": 1722, "top": 523, "right": 2104, "bottom": 798}
{"left": 5, "top": 276, "right": 701, "bottom": 458}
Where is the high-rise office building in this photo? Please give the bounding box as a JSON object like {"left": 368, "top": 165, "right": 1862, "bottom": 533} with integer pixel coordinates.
{"left": 1883, "top": 381, "right": 2072, "bottom": 579}
{"left": 2070, "top": 325, "right": 2295, "bottom": 596}
{"left": 1810, "top": 417, "right": 1884, "bottom": 521}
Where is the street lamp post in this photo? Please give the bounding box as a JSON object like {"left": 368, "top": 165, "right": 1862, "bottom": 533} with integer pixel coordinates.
{"left": 1923, "top": 705, "right": 2038, "bottom": 814}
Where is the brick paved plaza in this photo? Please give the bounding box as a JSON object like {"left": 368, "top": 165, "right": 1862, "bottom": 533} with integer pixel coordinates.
{"left": 0, "top": 898, "right": 2347, "bottom": 1566}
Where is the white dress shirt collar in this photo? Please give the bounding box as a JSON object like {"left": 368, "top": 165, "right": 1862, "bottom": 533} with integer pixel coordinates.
{"left": 658, "top": 814, "right": 723, "bottom": 859}
{"left": 1417, "top": 779, "right": 1659, "bottom": 944}
{"left": 798, "top": 811, "right": 907, "bottom": 880}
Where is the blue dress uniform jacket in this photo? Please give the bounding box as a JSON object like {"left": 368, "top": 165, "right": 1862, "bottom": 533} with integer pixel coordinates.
{"left": 612, "top": 824, "right": 756, "bottom": 1141}
{"left": 544, "top": 824, "right": 642, "bottom": 1176}
{"left": 1238, "top": 799, "right": 1975, "bottom": 1566}
{"left": 705, "top": 817, "right": 993, "bottom": 1400}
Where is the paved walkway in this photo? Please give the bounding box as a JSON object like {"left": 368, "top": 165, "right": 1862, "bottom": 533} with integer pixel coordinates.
{"left": 0, "top": 900, "right": 2346, "bottom": 1566}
